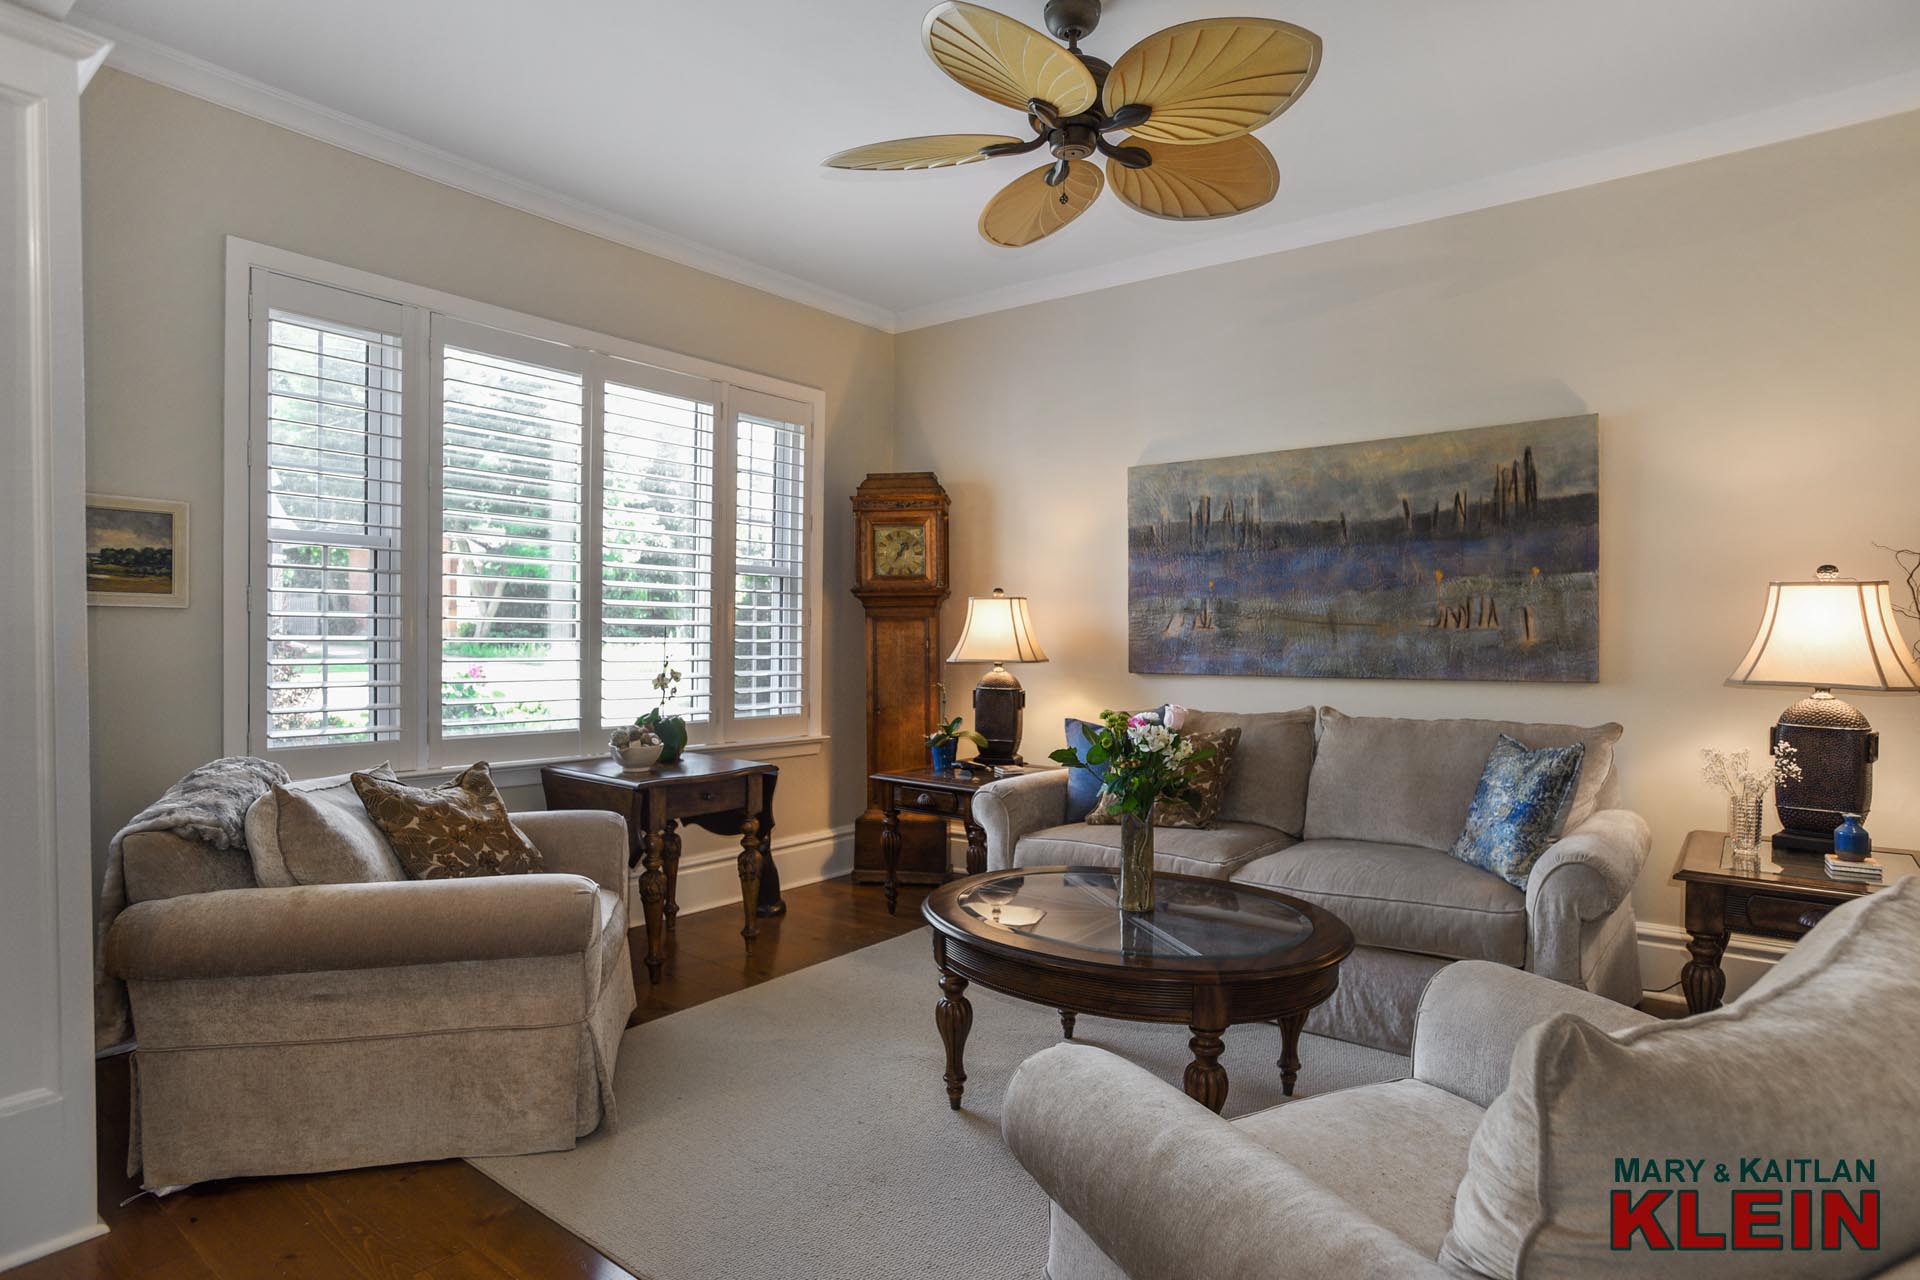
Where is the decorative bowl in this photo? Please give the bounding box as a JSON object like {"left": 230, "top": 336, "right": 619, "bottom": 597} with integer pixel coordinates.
{"left": 611, "top": 739, "right": 664, "bottom": 772}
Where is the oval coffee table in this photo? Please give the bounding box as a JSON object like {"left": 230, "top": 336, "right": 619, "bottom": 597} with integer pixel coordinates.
{"left": 922, "top": 865, "right": 1354, "bottom": 1113}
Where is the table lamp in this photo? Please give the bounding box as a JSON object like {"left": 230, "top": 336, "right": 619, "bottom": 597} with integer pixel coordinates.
{"left": 947, "top": 588, "right": 1049, "bottom": 766}
{"left": 1726, "top": 565, "right": 1920, "bottom": 852}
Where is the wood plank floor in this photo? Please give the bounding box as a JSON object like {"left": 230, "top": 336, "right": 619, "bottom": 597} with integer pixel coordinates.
{"left": 16, "top": 876, "right": 932, "bottom": 1280}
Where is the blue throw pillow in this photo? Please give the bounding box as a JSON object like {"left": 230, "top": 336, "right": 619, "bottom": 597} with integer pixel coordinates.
{"left": 1449, "top": 734, "right": 1587, "bottom": 889}
{"left": 1062, "top": 706, "right": 1172, "bottom": 823}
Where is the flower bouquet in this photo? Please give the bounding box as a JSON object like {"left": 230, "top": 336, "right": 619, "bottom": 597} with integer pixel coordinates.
{"left": 1700, "top": 742, "right": 1802, "bottom": 870}
{"left": 1050, "top": 707, "right": 1210, "bottom": 913}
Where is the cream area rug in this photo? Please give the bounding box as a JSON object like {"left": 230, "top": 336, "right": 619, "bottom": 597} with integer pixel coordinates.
{"left": 470, "top": 929, "right": 1408, "bottom": 1280}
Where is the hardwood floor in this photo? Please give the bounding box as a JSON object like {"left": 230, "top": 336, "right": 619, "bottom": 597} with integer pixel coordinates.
{"left": 16, "top": 876, "right": 932, "bottom": 1280}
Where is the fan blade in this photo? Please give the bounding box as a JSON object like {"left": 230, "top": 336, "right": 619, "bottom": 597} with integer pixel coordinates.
{"left": 923, "top": 2, "right": 1098, "bottom": 116}
{"left": 823, "top": 134, "right": 1025, "bottom": 171}
{"left": 1106, "top": 135, "right": 1278, "bottom": 220}
{"left": 979, "top": 160, "right": 1103, "bottom": 248}
{"left": 1102, "top": 18, "right": 1321, "bottom": 146}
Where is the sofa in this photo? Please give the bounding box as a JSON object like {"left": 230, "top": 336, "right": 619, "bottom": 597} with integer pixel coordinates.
{"left": 974, "top": 708, "right": 1650, "bottom": 1052}
{"left": 102, "top": 791, "right": 636, "bottom": 1188}
{"left": 1004, "top": 878, "right": 1920, "bottom": 1279}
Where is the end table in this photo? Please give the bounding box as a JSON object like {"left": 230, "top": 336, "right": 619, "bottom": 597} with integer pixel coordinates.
{"left": 869, "top": 766, "right": 1058, "bottom": 913}
{"left": 1671, "top": 828, "right": 1918, "bottom": 1013}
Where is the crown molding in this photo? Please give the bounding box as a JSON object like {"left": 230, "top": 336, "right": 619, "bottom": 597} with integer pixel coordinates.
{"left": 0, "top": 1, "right": 109, "bottom": 83}
{"left": 74, "top": 17, "right": 1920, "bottom": 337}
{"left": 894, "top": 65, "right": 1920, "bottom": 331}
{"left": 80, "top": 18, "right": 900, "bottom": 333}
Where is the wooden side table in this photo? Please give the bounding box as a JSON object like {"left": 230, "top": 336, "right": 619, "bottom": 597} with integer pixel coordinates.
{"left": 542, "top": 754, "right": 780, "bottom": 984}
{"left": 1671, "top": 828, "right": 1918, "bottom": 1013}
{"left": 869, "top": 766, "right": 1059, "bottom": 913}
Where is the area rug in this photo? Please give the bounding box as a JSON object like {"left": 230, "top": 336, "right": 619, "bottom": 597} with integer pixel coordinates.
{"left": 470, "top": 929, "right": 1409, "bottom": 1280}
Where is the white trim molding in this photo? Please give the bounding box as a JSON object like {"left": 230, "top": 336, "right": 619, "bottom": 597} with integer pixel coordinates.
{"left": 633, "top": 824, "right": 855, "bottom": 924}
{"left": 73, "top": 15, "right": 1920, "bottom": 335}
{"left": 85, "top": 19, "right": 895, "bottom": 333}
{"left": 1636, "top": 921, "right": 1791, "bottom": 1008}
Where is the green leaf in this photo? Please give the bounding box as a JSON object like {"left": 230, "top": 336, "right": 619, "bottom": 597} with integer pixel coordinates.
{"left": 1047, "top": 748, "right": 1082, "bottom": 766}
{"left": 1085, "top": 744, "right": 1110, "bottom": 766}
{"left": 960, "top": 730, "right": 988, "bottom": 749}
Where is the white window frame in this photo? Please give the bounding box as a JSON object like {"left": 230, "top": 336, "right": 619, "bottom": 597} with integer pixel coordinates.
{"left": 224, "top": 238, "right": 826, "bottom": 778}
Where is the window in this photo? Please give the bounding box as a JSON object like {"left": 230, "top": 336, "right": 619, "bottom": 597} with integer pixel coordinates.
{"left": 231, "top": 250, "right": 819, "bottom": 776}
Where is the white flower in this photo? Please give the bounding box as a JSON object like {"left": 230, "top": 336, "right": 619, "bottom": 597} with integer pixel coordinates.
{"left": 1173, "top": 738, "right": 1195, "bottom": 762}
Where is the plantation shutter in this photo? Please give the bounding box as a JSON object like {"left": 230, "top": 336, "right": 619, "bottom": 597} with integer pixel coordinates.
{"left": 431, "top": 319, "right": 589, "bottom": 760}
{"left": 728, "top": 388, "right": 810, "bottom": 733}
{"left": 598, "top": 358, "right": 721, "bottom": 731}
{"left": 248, "top": 272, "right": 409, "bottom": 768}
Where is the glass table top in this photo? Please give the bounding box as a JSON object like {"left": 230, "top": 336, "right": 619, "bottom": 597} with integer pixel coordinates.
{"left": 956, "top": 870, "right": 1313, "bottom": 960}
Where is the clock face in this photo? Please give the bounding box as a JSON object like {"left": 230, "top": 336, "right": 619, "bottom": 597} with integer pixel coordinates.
{"left": 872, "top": 524, "right": 928, "bottom": 579}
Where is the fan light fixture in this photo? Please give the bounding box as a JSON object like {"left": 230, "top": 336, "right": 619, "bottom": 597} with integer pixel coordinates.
{"left": 824, "top": 0, "right": 1321, "bottom": 247}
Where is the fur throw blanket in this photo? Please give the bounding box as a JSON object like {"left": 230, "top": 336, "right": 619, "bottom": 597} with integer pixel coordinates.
{"left": 95, "top": 756, "right": 289, "bottom": 1049}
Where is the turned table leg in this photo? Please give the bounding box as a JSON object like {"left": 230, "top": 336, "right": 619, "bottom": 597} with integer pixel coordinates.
{"left": 936, "top": 970, "right": 973, "bottom": 1110}
{"left": 1681, "top": 882, "right": 1729, "bottom": 1015}
{"left": 639, "top": 826, "right": 668, "bottom": 984}
{"left": 663, "top": 821, "right": 682, "bottom": 930}
{"left": 1059, "top": 1010, "right": 1076, "bottom": 1040}
{"left": 1276, "top": 1010, "right": 1308, "bottom": 1097}
{"left": 737, "top": 815, "right": 762, "bottom": 952}
{"left": 881, "top": 802, "right": 902, "bottom": 915}
{"left": 1184, "top": 1025, "right": 1229, "bottom": 1114}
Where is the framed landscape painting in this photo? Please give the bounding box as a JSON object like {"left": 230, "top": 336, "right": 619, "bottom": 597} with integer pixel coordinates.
{"left": 86, "top": 495, "right": 189, "bottom": 608}
{"left": 1128, "top": 415, "right": 1599, "bottom": 682}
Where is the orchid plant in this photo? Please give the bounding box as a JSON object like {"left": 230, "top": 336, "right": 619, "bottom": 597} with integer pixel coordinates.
{"left": 1049, "top": 706, "right": 1211, "bottom": 820}
{"left": 1700, "top": 741, "right": 1803, "bottom": 802}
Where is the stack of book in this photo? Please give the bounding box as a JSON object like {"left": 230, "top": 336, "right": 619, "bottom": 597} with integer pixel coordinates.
{"left": 1824, "top": 853, "right": 1884, "bottom": 883}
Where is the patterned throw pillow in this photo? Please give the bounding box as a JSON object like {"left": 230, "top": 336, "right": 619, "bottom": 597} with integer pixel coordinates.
{"left": 350, "top": 762, "right": 543, "bottom": 879}
{"left": 1449, "top": 735, "right": 1587, "bottom": 888}
{"left": 1087, "top": 727, "right": 1241, "bottom": 830}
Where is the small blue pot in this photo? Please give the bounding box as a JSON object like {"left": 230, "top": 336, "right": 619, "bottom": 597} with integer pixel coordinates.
{"left": 1834, "top": 813, "right": 1873, "bottom": 859}
{"left": 930, "top": 740, "right": 958, "bottom": 772}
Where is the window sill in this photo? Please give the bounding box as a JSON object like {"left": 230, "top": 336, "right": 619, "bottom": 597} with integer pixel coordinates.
{"left": 403, "top": 734, "right": 829, "bottom": 792}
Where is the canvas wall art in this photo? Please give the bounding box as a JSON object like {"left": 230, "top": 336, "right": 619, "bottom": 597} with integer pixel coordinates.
{"left": 86, "top": 495, "right": 189, "bottom": 608}
{"left": 1128, "top": 415, "right": 1599, "bottom": 682}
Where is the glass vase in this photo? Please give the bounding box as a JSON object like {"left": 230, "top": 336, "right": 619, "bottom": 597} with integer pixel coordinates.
{"left": 1728, "top": 794, "right": 1764, "bottom": 873}
{"left": 1119, "top": 810, "right": 1156, "bottom": 914}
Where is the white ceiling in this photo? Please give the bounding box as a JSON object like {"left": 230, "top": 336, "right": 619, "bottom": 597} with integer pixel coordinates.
{"left": 72, "top": 0, "right": 1920, "bottom": 330}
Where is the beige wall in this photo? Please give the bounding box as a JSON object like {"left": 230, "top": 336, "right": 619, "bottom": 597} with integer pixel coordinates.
{"left": 897, "top": 109, "right": 1920, "bottom": 940}
{"left": 81, "top": 69, "right": 894, "bottom": 879}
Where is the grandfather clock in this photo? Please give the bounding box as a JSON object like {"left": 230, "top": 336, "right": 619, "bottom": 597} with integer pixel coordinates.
{"left": 851, "top": 473, "right": 952, "bottom": 886}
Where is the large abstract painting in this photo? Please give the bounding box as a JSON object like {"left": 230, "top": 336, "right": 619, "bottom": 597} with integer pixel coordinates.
{"left": 1128, "top": 415, "right": 1599, "bottom": 682}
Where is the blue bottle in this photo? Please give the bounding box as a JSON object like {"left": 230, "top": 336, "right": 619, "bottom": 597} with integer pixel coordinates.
{"left": 1833, "top": 813, "right": 1873, "bottom": 859}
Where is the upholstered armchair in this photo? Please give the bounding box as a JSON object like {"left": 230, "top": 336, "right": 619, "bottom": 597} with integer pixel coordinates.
{"left": 104, "top": 808, "right": 635, "bottom": 1188}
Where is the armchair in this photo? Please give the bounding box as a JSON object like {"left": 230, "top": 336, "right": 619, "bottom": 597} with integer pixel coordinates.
{"left": 105, "top": 808, "right": 636, "bottom": 1188}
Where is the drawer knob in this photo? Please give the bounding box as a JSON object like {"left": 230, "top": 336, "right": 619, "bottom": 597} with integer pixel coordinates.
{"left": 700, "top": 790, "right": 717, "bottom": 801}
{"left": 917, "top": 792, "right": 934, "bottom": 806}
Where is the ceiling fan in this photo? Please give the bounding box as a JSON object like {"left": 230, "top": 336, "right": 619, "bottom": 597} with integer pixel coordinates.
{"left": 824, "top": 0, "right": 1321, "bottom": 248}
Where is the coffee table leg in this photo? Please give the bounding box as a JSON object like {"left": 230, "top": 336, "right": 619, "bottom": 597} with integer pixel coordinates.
{"left": 1184, "top": 1026, "right": 1229, "bottom": 1114}
{"left": 936, "top": 970, "right": 973, "bottom": 1110}
{"left": 1059, "top": 1010, "right": 1076, "bottom": 1040}
{"left": 1276, "top": 1010, "right": 1308, "bottom": 1097}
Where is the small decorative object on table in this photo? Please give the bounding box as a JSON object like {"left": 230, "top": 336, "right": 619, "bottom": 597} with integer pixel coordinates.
{"left": 634, "top": 658, "right": 689, "bottom": 763}
{"left": 926, "top": 716, "right": 985, "bottom": 773}
{"left": 608, "top": 723, "right": 663, "bottom": 772}
{"left": 1700, "top": 743, "right": 1801, "bottom": 873}
{"left": 1824, "top": 852, "right": 1884, "bottom": 883}
{"left": 1833, "top": 812, "right": 1873, "bottom": 860}
{"left": 1049, "top": 706, "right": 1211, "bottom": 914}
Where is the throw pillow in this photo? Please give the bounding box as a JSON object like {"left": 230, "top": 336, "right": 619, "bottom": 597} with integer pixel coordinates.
{"left": 351, "top": 762, "right": 543, "bottom": 879}
{"left": 1449, "top": 735, "right": 1585, "bottom": 888}
{"left": 1442, "top": 879, "right": 1920, "bottom": 1279}
{"left": 1062, "top": 705, "right": 1172, "bottom": 823}
{"left": 1087, "top": 727, "right": 1241, "bottom": 829}
{"left": 269, "top": 765, "right": 408, "bottom": 885}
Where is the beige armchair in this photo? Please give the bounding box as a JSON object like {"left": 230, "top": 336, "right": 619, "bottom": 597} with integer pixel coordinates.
{"left": 104, "top": 808, "right": 636, "bottom": 1189}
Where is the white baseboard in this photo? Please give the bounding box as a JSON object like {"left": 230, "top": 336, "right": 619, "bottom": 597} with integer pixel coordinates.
{"left": 1636, "top": 921, "right": 1792, "bottom": 1006}
{"left": 627, "top": 825, "right": 855, "bottom": 924}
{"left": 0, "top": 1221, "right": 108, "bottom": 1273}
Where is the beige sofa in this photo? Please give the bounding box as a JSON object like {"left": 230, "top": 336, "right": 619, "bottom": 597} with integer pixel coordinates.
{"left": 974, "top": 708, "right": 1649, "bottom": 1052}
{"left": 1005, "top": 879, "right": 1920, "bottom": 1279}
{"left": 103, "top": 805, "right": 636, "bottom": 1188}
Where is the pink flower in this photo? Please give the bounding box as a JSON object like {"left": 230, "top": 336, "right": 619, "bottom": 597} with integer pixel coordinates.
{"left": 1126, "top": 714, "right": 1148, "bottom": 728}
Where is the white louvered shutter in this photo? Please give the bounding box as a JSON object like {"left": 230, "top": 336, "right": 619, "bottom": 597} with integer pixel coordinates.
{"left": 729, "top": 389, "right": 810, "bottom": 734}
{"left": 249, "top": 272, "right": 408, "bottom": 765}
{"left": 433, "top": 321, "right": 588, "bottom": 758}
{"left": 599, "top": 360, "right": 720, "bottom": 731}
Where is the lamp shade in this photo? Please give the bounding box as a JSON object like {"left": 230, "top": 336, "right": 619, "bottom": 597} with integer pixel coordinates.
{"left": 947, "top": 588, "right": 1049, "bottom": 664}
{"left": 1726, "top": 574, "right": 1920, "bottom": 693}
